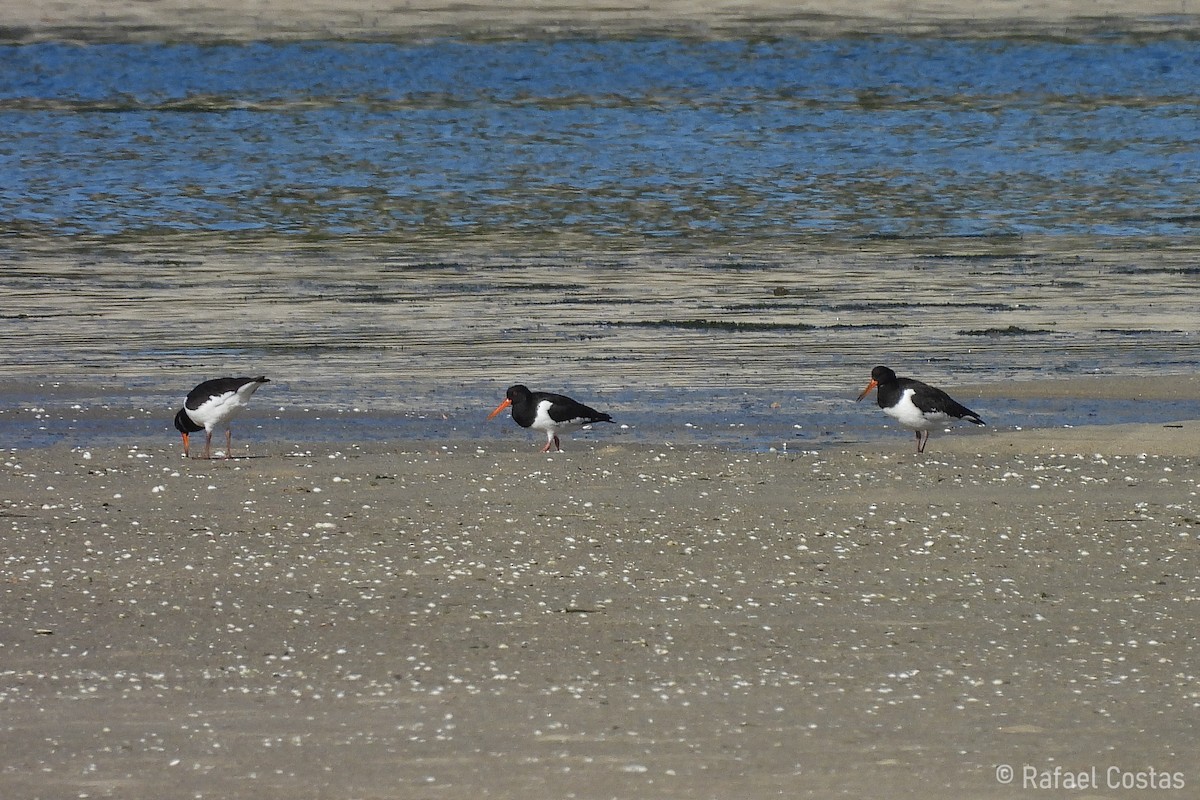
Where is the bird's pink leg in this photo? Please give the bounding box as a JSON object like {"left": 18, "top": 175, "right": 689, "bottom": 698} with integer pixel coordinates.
{"left": 203, "top": 430, "right": 214, "bottom": 459}
{"left": 916, "top": 430, "right": 929, "bottom": 453}
{"left": 225, "top": 429, "right": 233, "bottom": 459}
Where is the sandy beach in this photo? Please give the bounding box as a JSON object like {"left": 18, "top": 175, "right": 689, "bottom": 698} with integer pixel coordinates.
{"left": 2, "top": 404, "right": 1198, "bottom": 799}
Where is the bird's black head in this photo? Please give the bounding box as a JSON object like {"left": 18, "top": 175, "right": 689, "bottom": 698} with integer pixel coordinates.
{"left": 506, "top": 385, "right": 532, "bottom": 403}
{"left": 857, "top": 365, "right": 900, "bottom": 403}
{"left": 174, "top": 408, "right": 203, "bottom": 434}
{"left": 870, "top": 365, "right": 898, "bottom": 384}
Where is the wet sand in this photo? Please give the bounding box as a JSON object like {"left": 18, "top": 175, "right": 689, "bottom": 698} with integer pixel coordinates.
{"left": 2, "top": 405, "right": 1198, "bottom": 799}
{"left": 5, "top": 0, "right": 1198, "bottom": 40}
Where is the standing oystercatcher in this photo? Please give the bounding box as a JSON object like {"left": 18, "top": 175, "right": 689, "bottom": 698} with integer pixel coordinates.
{"left": 856, "top": 365, "right": 984, "bottom": 453}
{"left": 174, "top": 376, "right": 270, "bottom": 459}
{"left": 487, "top": 384, "right": 614, "bottom": 452}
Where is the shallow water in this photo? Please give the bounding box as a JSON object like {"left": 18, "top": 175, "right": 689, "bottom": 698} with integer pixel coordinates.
{"left": 2, "top": 37, "right": 1199, "bottom": 242}
{"left": 2, "top": 241, "right": 1197, "bottom": 450}
{"left": 1, "top": 32, "right": 1198, "bottom": 448}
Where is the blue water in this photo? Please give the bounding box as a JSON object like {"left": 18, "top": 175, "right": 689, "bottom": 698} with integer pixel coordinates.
{"left": 2, "top": 36, "right": 1198, "bottom": 242}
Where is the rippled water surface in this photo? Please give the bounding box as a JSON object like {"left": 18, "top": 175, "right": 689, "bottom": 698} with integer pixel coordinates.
{"left": 1, "top": 30, "right": 1198, "bottom": 447}
{"left": 2, "top": 37, "right": 1199, "bottom": 240}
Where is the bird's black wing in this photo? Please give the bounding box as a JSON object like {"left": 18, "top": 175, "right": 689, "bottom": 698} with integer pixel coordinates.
{"left": 905, "top": 379, "right": 984, "bottom": 424}
{"left": 542, "top": 392, "right": 613, "bottom": 424}
{"left": 185, "top": 377, "right": 255, "bottom": 410}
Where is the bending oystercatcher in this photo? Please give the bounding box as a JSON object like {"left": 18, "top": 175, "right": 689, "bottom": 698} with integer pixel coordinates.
{"left": 856, "top": 365, "right": 984, "bottom": 453}
{"left": 487, "top": 384, "right": 614, "bottom": 452}
{"left": 174, "top": 376, "right": 270, "bottom": 459}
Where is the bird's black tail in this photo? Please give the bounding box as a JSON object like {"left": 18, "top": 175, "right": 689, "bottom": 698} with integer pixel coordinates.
{"left": 947, "top": 398, "right": 985, "bottom": 426}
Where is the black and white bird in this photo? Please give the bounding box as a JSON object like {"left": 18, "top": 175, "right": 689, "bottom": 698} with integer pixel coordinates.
{"left": 487, "top": 384, "right": 614, "bottom": 452}
{"left": 173, "top": 376, "right": 270, "bottom": 459}
{"left": 856, "top": 365, "right": 984, "bottom": 453}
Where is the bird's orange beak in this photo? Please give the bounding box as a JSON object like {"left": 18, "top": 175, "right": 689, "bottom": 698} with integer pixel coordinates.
{"left": 855, "top": 379, "right": 878, "bottom": 402}
{"left": 487, "top": 397, "right": 512, "bottom": 420}
{"left": 180, "top": 431, "right": 190, "bottom": 456}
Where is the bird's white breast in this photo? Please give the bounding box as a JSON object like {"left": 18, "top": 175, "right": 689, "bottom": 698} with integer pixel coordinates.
{"left": 531, "top": 400, "right": 587, "bottom": 433}
{"left": 189, "top": 391, "right": 247, "bottom": 429}
{"left": 883, "top": 388, "right": 949, "bottom": 431}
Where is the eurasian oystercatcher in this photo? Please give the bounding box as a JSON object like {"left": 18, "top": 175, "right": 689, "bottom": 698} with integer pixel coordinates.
{"left": 173, "top": 376, "right": 270, "bottom": 459}
{"left": 856, "top": 365, "right": 984, "bottom": 453}
{"left": 487, "top": 384, "right": 614, "bottom": 452}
